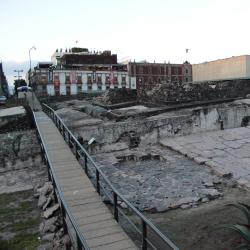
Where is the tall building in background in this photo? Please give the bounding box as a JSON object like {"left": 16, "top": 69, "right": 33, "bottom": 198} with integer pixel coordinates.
{"left": 128, "top": 61, "right": 192, "bottom": 90}
{"left": 0, "top": 63, "right": 9, "bottom": 97}
{"left": 192, "top": 55, "right": 250, "bottom": 82}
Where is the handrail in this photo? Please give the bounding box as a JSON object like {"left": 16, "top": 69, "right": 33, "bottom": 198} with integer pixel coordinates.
{"left": 42, "top": 103, "right": 180, "bottom": 250}
{"left": 33, "top": 111, "right": 90, "bottom": 250}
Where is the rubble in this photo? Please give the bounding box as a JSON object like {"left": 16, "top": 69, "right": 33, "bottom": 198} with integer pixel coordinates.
{"left": 94, "top": 88, "right": 137, "bottom": 105}
{"left": 35, "top": 182, "right": 71, "bottom": 249}
{"left": 43, "top": 204, "right": 60, "bottom": 219}
{"left": 138, "top": 79, "right": 250, "bottom": 104}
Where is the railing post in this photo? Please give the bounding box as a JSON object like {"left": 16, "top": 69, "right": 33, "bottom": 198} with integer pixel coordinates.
{"left": 96, "top": 169, "right": 100, "bottom": 194}
{"left": 142, "top": 220, "right": 147, "bottom": 250}
{"left": 113, "top": 192, "right": 118, "bottom": 222}
{"left": 84, "top": 154, "right": 88, "bottom": 176}
{"left": 46, "top": 157, "right": 52, "bottom": 182}
{"left": 62, "top": 126, "right": 65, "bottom": 140}
{"left": 61, "top": 205, "right": 68, "bottom": 234}
{"left": 41, "top": 145, "right": 45, "bottom": 163}
{"left": 69, "top": 135, "right": 73, "bottom": 148}
{"left": 75, "top": 142, "right": 79, "bottom": 159}
{"left": 76, "top": 234, "right": 82, "bottom": 250}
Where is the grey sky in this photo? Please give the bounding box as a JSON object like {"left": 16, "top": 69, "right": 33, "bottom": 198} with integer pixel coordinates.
{"left": 1, "top": 0, "right": 249, "bottom": 84}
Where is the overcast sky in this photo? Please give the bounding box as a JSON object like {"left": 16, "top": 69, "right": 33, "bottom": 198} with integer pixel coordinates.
{"left": 1, "top": 0, "right": 250, "bottom": 84}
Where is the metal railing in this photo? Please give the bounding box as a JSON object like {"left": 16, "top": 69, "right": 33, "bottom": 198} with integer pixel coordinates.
{"left": 42, "top": 103, "right": 180, "bottom": 250}
{"left": 33, "top": 111, "right": 90, "bottom": 250}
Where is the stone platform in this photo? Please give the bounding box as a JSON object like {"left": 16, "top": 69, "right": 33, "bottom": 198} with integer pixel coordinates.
{"left": 160, "top": 126, "right": 250, "bottom": 190}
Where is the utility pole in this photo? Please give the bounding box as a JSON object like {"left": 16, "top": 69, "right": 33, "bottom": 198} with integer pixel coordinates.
{"left": 14, "top": 69, "right": 23, "bottom": 80}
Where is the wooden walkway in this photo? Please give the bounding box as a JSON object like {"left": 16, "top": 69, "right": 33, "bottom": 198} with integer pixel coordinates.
{"left": 34, "top": 111, "right": 138, "bottom": 250}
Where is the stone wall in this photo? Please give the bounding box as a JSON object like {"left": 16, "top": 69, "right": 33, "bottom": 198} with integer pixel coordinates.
{"left": 73, "top": 101, "right": 250, "bottom": 146}
{"left": 74, "top": 114, "right": 195, "bottom": 145}
{"left": 0, "top": 130, "right": 44, "bottom": 193}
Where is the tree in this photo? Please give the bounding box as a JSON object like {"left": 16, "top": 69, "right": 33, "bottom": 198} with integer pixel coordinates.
{"left": 14, "top": 79, "right": 27, "bottom": 94}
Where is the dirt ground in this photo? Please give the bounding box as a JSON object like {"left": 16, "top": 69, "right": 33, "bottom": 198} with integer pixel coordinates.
{"left": 147, "top": 186, "right": 250, "bottom": 250}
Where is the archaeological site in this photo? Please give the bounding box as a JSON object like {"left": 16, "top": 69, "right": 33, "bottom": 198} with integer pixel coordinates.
{"left": 2, "top": 79, "right": 250, "bottom": 250}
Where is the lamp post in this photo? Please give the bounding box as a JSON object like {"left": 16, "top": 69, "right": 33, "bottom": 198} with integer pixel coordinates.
{"left": 29, "top": 46, "right": 36, "bottom": 85}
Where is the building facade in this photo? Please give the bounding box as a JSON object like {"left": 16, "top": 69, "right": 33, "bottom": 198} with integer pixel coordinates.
{"left": 0, "top": 63, "right": 9, "bottom": 97}
{"left": 128, "top": 61, "right": 192, "bottom": 90}
{"left": 192, "top": 55, "right": 250, "bottom": 82}
{"left": 30, "top": 49, "right": 136, "bottom": 97}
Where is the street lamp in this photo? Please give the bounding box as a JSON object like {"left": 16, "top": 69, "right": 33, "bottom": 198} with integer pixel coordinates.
{"left": 29, "top": 46, "right": 36, "bottom": 85}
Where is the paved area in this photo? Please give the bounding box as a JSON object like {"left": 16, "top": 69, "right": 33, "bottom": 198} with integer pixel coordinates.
{"left": 34, "top": 111, "right": 137, "bottom": 250}
{"left": 94, "top": 146, "right": 223, "bottom": 212}
{"left": 160, "top": 126, "right": 250, "bottom": 189}
{"left": 0, "top": 106, "right": 25, "bottom": 117}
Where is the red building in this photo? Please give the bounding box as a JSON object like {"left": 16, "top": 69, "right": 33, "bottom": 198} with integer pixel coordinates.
{"left": 128, "top": 61, "right": 192, "bottom": 90}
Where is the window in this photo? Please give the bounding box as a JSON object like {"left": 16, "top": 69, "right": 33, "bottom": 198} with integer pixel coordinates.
{"left": 42, "top": 85, "right": 46, "bottom": 94}
{"left": 66, "top": 74, "right": 71, "bottom": 84}
{"left": 87, "top": 75, "right": 92, "bottom": 84}
{"left": 66, "top": 85, "right": 70, "bottom": 95}
{"left": 97, "top": 75, "right": 102, "bottom": 84}
{"left": 121, "top": 75, "right": 126, "bottom": 88}
{"left": 105, "top": 75, "right": 110, "bottom": 84}
{"left": 77, "top": 75, "right": 82, "bottom": 84}
{"left": 77, "top": 85, "right": 82, "bottom": 93}
{"left": 113, "top": 76, "right": 118, "bottom": 85}
{"left": 143, "top": 66, "right": 148, "bottom": 74}
{"left": 186, "top": 77, "right": 189, "bottom": 82}
{"left": 186, "top": 69, "right": 188, "bottom": 74}
{"left": 152, "top": 66, "right": 158, "bottom": 75}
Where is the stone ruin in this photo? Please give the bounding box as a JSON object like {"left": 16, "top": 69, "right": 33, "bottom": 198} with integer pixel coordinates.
{"left": 94, "top": 88, "right": 137, "bottom": 105}
{"left": 138, "top": 79, "right": 250, "bottom": 104}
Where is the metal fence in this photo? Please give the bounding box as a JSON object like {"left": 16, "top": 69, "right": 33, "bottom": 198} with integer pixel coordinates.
{"left": 41, "top": 103, "right": 180, "bottom": 250}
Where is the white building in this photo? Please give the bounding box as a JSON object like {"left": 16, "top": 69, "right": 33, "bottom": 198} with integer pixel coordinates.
{"left": 30, "top": 49, "right": 136, "bottom": 97}
{"left": 46, "top": 67, "right": 136, "bottom": 96}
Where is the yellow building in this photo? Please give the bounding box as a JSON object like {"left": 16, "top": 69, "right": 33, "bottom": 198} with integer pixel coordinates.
{"left": 192, "top": 55, "right": 250, "bottom": 82}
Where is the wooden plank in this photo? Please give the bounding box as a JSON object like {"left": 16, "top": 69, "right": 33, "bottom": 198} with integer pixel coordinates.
{"left": 64, "top": 190, "right": 96, "bottom": 203}
{"left": 69, "top": 200, "right": 107, "bottom": 211}
{"left": 67, "top": 197, "right": 100, "bottom": 207}
{"left": 91, "top": 239, "right": 137, "bottom": 250}
{"left": 56, "top": 170, "right": 86, "bottom": 179}
{"left": 79, "top": 219, "right": 116, "bottom": 231}
{"left": 60, "top": 182, "right": 93, "bottom": 192}
{"left": 88, "top": 232, "right": 128, "bottom": 247}
{"left": 83, "top": 225, "right": 122, "bottom": 240}
{"left": 58, "top": 176, "right": 90, "bottom": 185}
{"left": 76, "top": 213, "right": 113, "bottom": 225}
{"left": 71, "top": 206, "right": 108, "bottom": 216}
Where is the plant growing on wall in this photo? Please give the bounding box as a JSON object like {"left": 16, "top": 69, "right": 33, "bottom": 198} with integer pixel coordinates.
{"left": 219, "top": 203, "right": 250, "bottom": 250}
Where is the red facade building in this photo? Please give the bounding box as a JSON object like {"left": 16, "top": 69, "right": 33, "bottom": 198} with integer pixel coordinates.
{"left": 128, "top": 61, "right": 192, "bottom": 90}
